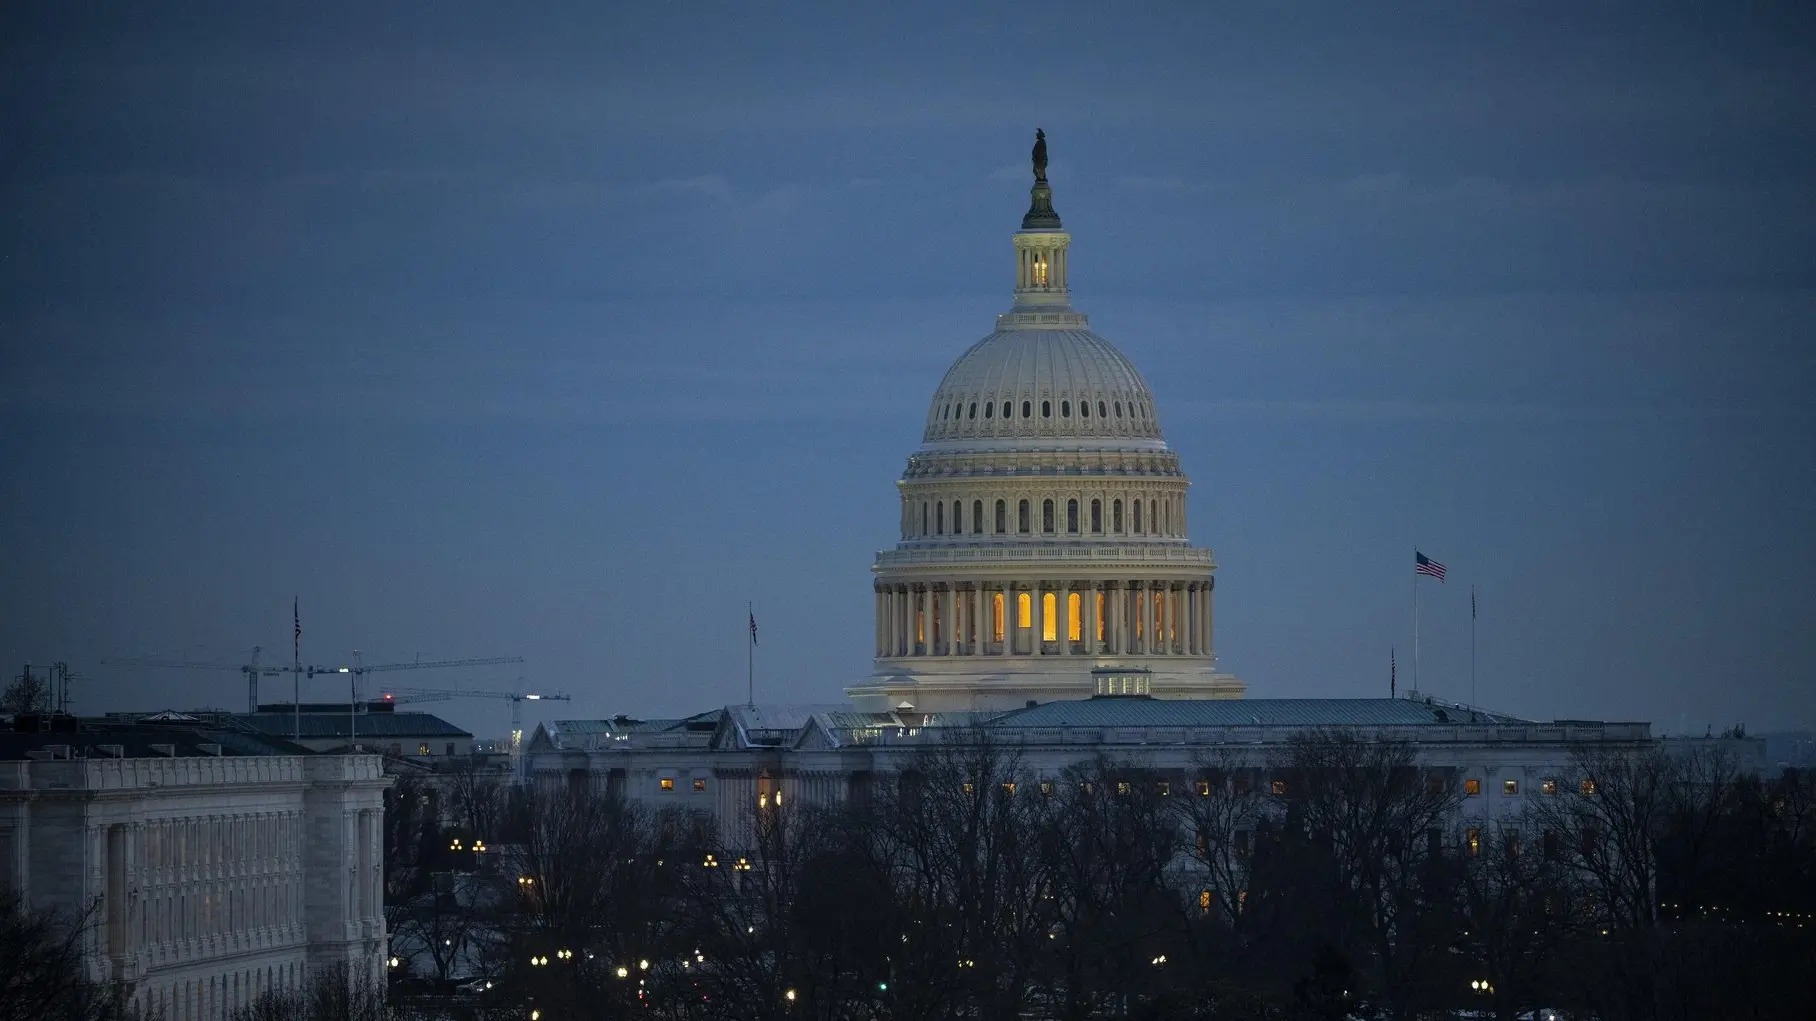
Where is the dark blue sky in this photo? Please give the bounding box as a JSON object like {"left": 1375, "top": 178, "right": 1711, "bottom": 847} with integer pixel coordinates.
{"left": 4, "top": 3, "right": 1812, "bottom": 739}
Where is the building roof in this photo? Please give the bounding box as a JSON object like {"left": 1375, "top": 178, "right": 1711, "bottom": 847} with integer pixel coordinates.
{"left": 0, "top": 719, "right": 310, "bottom": 760}
{"left": 236, "top": 711, "right": 470, "bottom": 740}
{"left": 985, "top": 697, "right": 1534, "bottom": 729}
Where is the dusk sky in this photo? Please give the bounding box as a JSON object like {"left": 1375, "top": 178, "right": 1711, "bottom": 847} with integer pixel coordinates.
{"left": 4, "top": 3, "right": 1812, "bottom": 741}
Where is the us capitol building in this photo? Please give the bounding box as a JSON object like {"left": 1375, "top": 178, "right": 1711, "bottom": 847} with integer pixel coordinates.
{"left": 526, "top": 135, "right": 1656, "bottom": 828}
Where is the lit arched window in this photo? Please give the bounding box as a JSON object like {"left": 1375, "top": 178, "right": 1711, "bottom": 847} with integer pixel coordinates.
{"left": 992, "top": 592, "right": 1005, "bottom": 642}
{"left": 1067, "top": 498, "right": 1079, "bottom": 533}
{"left": 1134, "top": 500, "right": 1143, "bottom": 533}
{"left": 1042, "top": 499, "right": 1055, "bottom": 533}
{"left": 1061, "top": 400, "right": 1071, "bottom": 417}
{"left": 1067, "top": 592, "right": 1082, "bottom": 642}
{"left": 1095, "top": 590, "right": 1106, "bottom": 642}
{"left": 1022, "top": 400, "right": 1032, "bottom": 419}
{"left": 973, "top": 500, "right": 984, "bottom": 534}
{"left": 935, "top": 502, "right": 943, "bottom": 535}
{"left": 995, "top": 500, "right": 1007, "bottom": 534}
{"left": 1041, "top": 400, "right": 1051, "bottom": 418}
{"left": 985, "top": 401, "right": 994, "bottom": 419}
{"left": 968, "top": 402, "right": 977, "bottom": 419}
{"left": 1113, "top": 499, "right": 1124, "bottom": 532}
{"left": 1018, "top": 499, "right": 1031, "bottom": 533}
{"left": 1042, "top": 592, "right": 1058, "bottom": 642}
{"left": 1098, "top": 400, "right": 1107, "bottom": 418}
{"left": 1017, "top": 591, "right": 1032, "bottom": 630}
{"left": 1091, "top": 499, "right": 1102, "bottom": 532}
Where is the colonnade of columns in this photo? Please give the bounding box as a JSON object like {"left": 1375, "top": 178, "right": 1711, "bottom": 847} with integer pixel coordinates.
{"left": 874, "top": 578, "right": 1213, "bottom": 660}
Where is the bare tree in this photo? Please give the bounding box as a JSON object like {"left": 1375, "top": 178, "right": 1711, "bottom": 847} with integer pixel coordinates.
{"left": 0, "top": 891, "right": 124, "bottom": 1021}
{"left": 443, "top": 754, "right": 510, "bottom": 842}
{"left": 0, "top": 670, "right": 51, "bottom": 714}
{"left": 1174, "top": 748, "right": 1272, "bottom": 930}
{"left": 1274, "top": 729, "right": 1462, "bottom": 1021}
{"left": 490, "top": 782, "right": 695, "bottom": 1021}
{"left": 1528, "top": 743, "right": 1668, "bottom": 932}
{"left": 868, "top": 734, "right": 1054, "bottom": 1021}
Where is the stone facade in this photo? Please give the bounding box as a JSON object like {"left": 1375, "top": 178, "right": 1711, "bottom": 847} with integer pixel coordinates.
{"left": 0, "top": 748, "right": 388, "bottom": 1021}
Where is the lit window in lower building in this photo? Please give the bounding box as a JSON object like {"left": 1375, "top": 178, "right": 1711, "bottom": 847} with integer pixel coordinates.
{"left": 1467, "top": 828, "right": 1481, "bottom": 856}
{"left": 1464, "top": 779, "right": 1482, "bottom": 796}
{"left": 693, "top": 778, "right": 707, "bottom": 792}
{"left": 1196, "top": 780, "right": 1211, "bottom": 796}
{"left": 1503, "top": 779, "right": 1519, "bottom": 795}
{"left": 1270, "top": 779, "right": 1287, "bottom": 796}
{"left": 1199, "top": 890, "right": 1212, "bottom": 912}
{"left": 1001, "top": 782, "right": 1016, "bottom": 796}
{"left": 962, "top": 782, "right": 975, "bottom": 795}
{"left": 659, "top": 777, "right": 675, "bottom": 791}
{"left": 1542, "top": 779, "right": 1559, "bottom": 795}
{"left": 1038, "top": 781, "right": 1053, "bottom": 796}
{"left": 1156, "top": 781, "right": 1170, "bottom": 796}
{"left": 418, "top": 744, "right": 430, "bottom": 756}
{"left": 1581, "top": 778, "right": 1597, "bottom": 796}
{"left": 1116, "top": 781, "right": 1131, "bottom": 796}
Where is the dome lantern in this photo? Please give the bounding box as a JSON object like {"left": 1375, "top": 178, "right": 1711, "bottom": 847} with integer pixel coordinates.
{"left": 1014, "top": 129, "right": 1071, "bottom": 309}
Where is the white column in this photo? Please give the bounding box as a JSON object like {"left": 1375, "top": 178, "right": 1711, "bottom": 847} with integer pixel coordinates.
{"left": 1058, "top": 582, "right": 1072, "bottom": 656}
{"left": 942, "top": 584, "right": 958, "bottom": 656}
{"left": 883, "top": 588, "right": 895, "bottom": 656}
{"left": 969, "top": 585, "right": 981, "bottom": 654}
{"left": 1104, "top": 581, "right": 1118, "bottom": 650}
{"left": 1030, "top": 582, "right": 1044, "bottom": 656}
{"left": 1083, "top": 582, "right": 1098, "bottom": 656}
{"left": 1202, "top": 579, "right": 1214, "bottom": 658}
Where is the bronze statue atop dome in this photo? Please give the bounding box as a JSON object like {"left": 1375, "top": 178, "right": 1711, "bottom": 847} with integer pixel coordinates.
{"left": 1032, "top": 129, "right": 1048, "bottom": 182}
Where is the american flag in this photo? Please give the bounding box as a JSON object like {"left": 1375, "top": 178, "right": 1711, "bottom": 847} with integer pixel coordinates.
{"left": 1415, "top": 551, "right": 1447, "bottom": 582}
{"left": 293, "top": 597, "right": 301, "bottom": 641}
{"left": 748, "top": 610, "right": 758, "bottom": 647}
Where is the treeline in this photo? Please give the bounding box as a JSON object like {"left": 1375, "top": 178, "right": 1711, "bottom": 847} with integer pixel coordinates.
{"left": 368, "top": 731, "right": 1816, "bottom": 1021}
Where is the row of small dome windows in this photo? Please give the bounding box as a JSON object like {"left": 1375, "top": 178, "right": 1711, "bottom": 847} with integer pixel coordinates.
{"left": 939, "top": 397, "right": 1148, "bottom": 424}
{"left": 910, "top": 496, "right": 1173, "bottom": 538}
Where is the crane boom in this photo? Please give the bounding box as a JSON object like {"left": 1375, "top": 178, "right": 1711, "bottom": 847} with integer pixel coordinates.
{"left": 378, "top": 686, "right": 572, "bottom": 756}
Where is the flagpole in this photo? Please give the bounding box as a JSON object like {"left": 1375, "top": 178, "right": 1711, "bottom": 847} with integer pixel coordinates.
{"left": 1470, "top": 585, "right": 1477, "bottom": 708}
{"left": 1411, "top": 551, "right": 1420, "bottom": 696}
{"left": 746, "top": 601, "right": 754, "bottom": 709}
{"left": 292, "top": 596, "right": 301, "bottom": 743}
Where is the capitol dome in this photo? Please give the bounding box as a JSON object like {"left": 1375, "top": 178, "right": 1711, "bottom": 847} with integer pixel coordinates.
{"left": 847, "top": 132, "right": 1244, "bottom": 714}
{"left": 921, "top": 328, "right": 1164, "bottom": 449}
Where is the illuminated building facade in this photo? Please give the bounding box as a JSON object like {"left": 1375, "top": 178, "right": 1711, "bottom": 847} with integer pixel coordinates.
{"left": 849, "top": 138, "right": 1242, "bottom": 712}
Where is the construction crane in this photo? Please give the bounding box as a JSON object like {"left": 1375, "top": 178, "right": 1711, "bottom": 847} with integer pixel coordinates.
{"left": 377, "top": 686, "right": 573, "bottom": 755}
{"left": 104, "top": 648, "right": 525, "bottom": 713}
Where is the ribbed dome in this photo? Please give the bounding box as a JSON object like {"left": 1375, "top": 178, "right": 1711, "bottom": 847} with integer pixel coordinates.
{"left": 920, "top": 328, "right": 1164, "bottom": 447}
